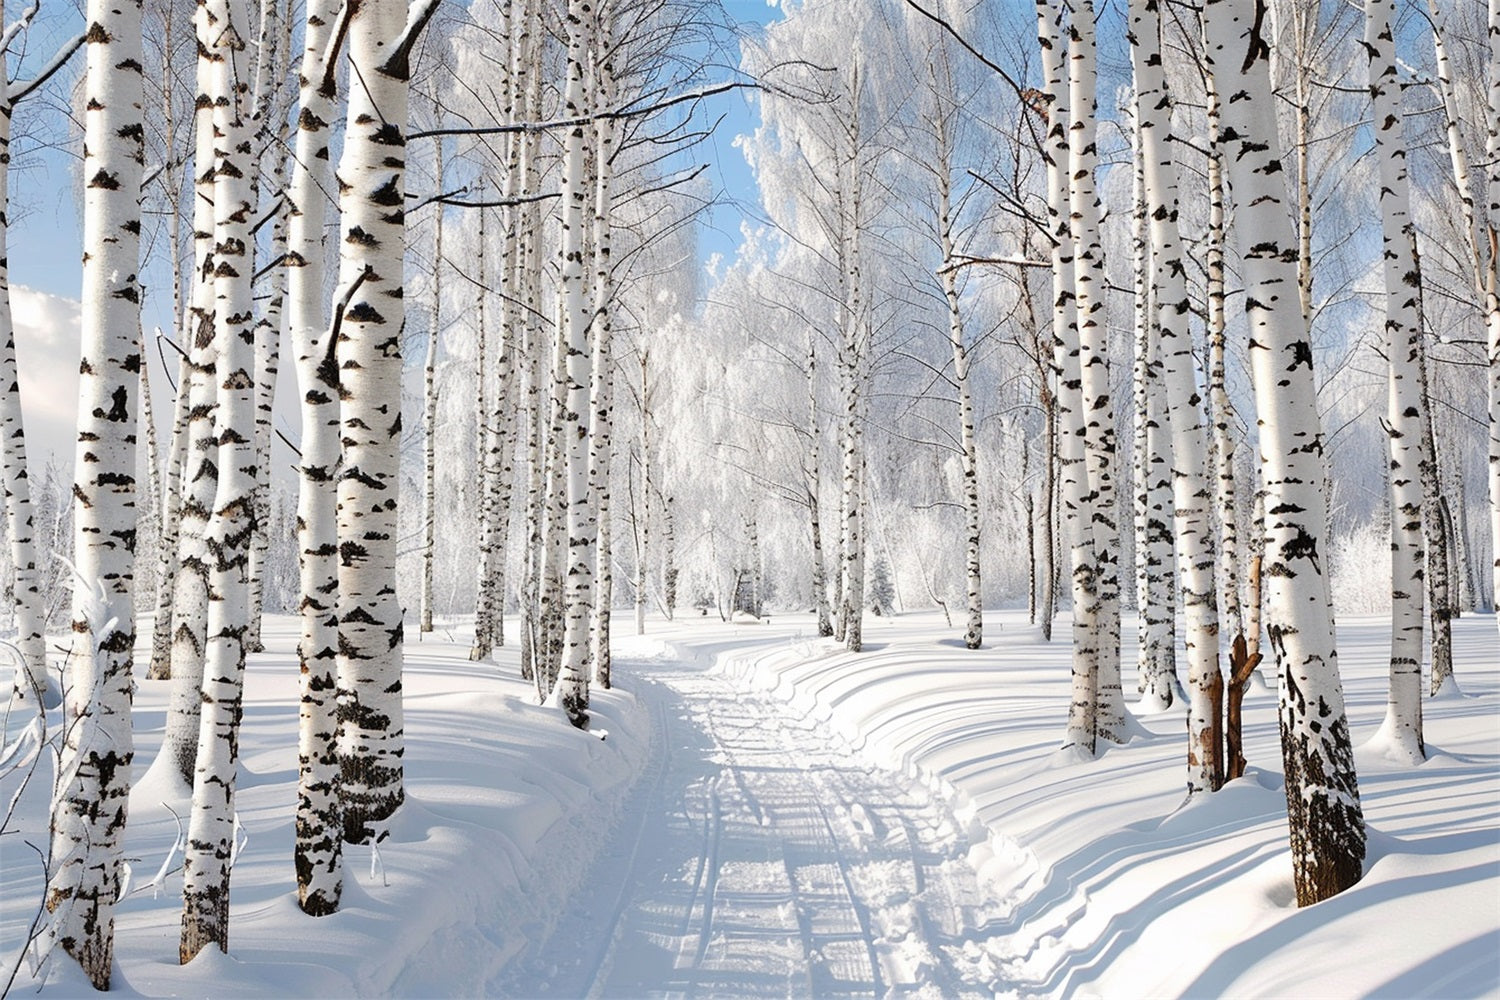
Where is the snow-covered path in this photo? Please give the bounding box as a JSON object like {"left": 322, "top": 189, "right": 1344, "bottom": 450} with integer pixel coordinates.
{"left": 497, "top": 649, "right": 1003, "bottom": 998}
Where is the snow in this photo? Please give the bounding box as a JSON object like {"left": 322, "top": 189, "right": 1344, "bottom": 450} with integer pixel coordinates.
{"left": 3, "top": 609, "right": 1497, "bottom": 997}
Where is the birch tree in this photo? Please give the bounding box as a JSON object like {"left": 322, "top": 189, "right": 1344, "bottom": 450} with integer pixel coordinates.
{"left": 421, "top": 132, "right": 443, "bottom": 637}
{"left": 45, "top": 0, "right": 144, "bottom": 979}
{"left": 547, "top": 0, "right": 599, "bottom": 727}
{"left": 181, "top": 0, "right": 257, "bottom": 957}
{"left": 1065, "top": 0, "right": 1123, "bottom": 742}
{"left": 924, "top": 50, "right": 983, "bottom": 650}
{"left": 1489, "top": 0, "right": 1500, "bottom": 646}
{"left": 333, "top": 0, "right": 430, "bottom": 835}
{"left": 1037, "top": 0, "right": 1101, "bottom": 756}
{"left": 287, "top": 0, "right": 342, "bottom": 913}
{"left": 0, "top": 13, "right": 56, "bottom": 708}
{"left": 1201, "top": 0, "right": 1365, "bottom": 905}
{"left": 1130, "top": 0, "right": 1221, "bottom": 790}
{"left": 1365, "top": 0, "right": 1426, "bottom": 764}
{"left": 158, "top": 0, "right": 225, "bottom": 784}
{"left": 1127, "top": 27, "right": 1175, "bottom": 714}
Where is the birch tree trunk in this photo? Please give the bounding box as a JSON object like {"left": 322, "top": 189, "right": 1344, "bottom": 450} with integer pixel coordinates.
{"left": 47, "top": 0, "right": 144, "bottom": 978}
{"left": 1366, "top": 0, "right": 1426, "bottom": 763}
{"left": 421, "top": 133, "right": 442, "bottom": 635}
{"left": 334, "top": 0, "right": 415, "bottom": 837}
{"left": 807, "top": 331, "right": 833, "bottom": 637}
{"left": 471, "top": 204, "right": 497, "bottom": 661}
{"left": 836, "top": 73, "right": 867, "bottom": 655}
{"left": 1427, "top": 0, "right": 1498, "bottom": 662}
{"left": 661, "top": 489, "right": 677, "bottom": 618}
{"left": 245, "top": 17, "right": 287, "bottom": 656}
{"left": 546, "top": 0, "right": 597, "bottom": 727}
{"left": 1129, "top": 83, "right": 1176, "bottom": 712}
{"left": 1484, "top": 0, "right": 1500, "bottom": 643}
{"left": 633, "top": 350, "right": 651, "bottom": 636}
{"left": 1418, "top": 343, "right": 1453, "bottom": 692}
{"left": 935, "top": 117, "right": 982, "bottom": 649}
{"left": 1067, "top": 0, "right": 1123, "bottom": 742}
{"left": 160, "top": 2, "right": 223, "bottom": 785}
{"left": 1039, "top": 0, "right": 1098, "bottom": 755}
{"left": 181, "top": 0, "right": 257, "bottom": 955}
{"left": 1205, "top": 73, "right": 1243, "bottom": 647}
{"left": 1202, "top": 0, "right": 1365, "bottom": 905}
{"left": 0, "top": 69, "right": 48, "bottom": 707}
{"left": 287, "top": 0, "right": 341, "bottom": 914}
{"left": 147, "top": 349, "right": 192, "bottom": 680}
{"left": 1132, "top": 0, "right": 1221, "bottom": 790}
{"left": 590, "top": 45, "right": 616, "bottom": 686}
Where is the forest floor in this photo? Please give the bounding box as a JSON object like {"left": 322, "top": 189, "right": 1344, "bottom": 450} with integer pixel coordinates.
{"left": 2, "top": 609, "right": 1497, "bottom": 997}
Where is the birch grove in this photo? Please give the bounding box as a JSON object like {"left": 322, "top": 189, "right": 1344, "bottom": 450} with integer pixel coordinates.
{"left": 3, "top": 0, "right": 1498, "bottom": 983}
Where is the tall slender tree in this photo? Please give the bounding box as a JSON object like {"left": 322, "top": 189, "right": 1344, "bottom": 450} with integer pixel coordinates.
{"left": 46, "top": 0, "right": 145, "bottom": 979}
{"left": 287, "top": 0, "right": 343, "bottom": 913}
{"left": 1037, "top": 0, "right": 1100, "bottom": 756}
{"left": 1066, "top": 0, "right": 1124, "bottom": 742}
{"left": 1201, "top": 0, "right": 1365, "bottom": 906}
{"left": 1130, "top": 0, "right": 1221, "bottom": 790}
{"left": 181, "top": 0, "right": 257, "bottom": 957}
{"left": 1366, "top": 0, "right": 1426, "bottom": 764}
{"left": 0, "top": 16, "right": 51, "bottom": 708}
{"left": 332, "top": 0, "right": 428, "bottom": 835}
{"left": 547, "top": 0, "right": 599, "bottom": 727}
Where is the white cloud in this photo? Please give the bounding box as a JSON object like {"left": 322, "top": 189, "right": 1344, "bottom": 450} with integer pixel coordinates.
{"left": 12, "top": 284, "right": 82, "bottom": 466}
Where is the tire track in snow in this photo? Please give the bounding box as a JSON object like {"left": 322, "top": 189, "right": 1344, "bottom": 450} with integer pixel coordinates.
{"left": 510, "top": 650, "right": 1005, "bottom": 997}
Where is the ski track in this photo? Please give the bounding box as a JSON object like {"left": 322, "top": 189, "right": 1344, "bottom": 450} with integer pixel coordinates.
{"left": 493, "top": 651, "right": 1006, "bottom": 998}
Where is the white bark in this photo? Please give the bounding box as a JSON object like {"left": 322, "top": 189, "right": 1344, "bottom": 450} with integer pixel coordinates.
{"left": 181, "top": 0, "right": 256, "bottom": 955}
{"left": 287, "top": 0, "right": 341, "bottom": 914}
{"left": 934, "top": 109, "right": 982, "bottom": 650}
{"left": 47, "top": 0, "right": 144, "bottom": 979}
{"left": 806, "top": 332, "right": 832, "bottom": 637}
{"left": 836, "top": 73, "right": 867, "bottom": 655}
{"left": 0, "top": 65, "right": 47, "bottom": 707}
{"left": 1366, "top": 0, "right": 1426, "bottom": 764}
{"left": 471, "top": 203, "right": 496, "bottom": 660}
{"left": 1129, "top": 62, "right": 1175, "bottom": 713}
{"left": 546, "top": 0, "right": 596, "bottom": 727}
{"left": 1201, "top": 0, "right": 1365, "bottom": 906}
{"left": 1484, "top": 0, "right": 1500, "bottom": 644}
{"left": 333, "top": 0, "right": 413, "bottom": 837}
{"left": 590, "top": 40, "right": 616, "bottom": 687}
{"left": 1066, "top": 0, "right": 1123, "bottom": 742}
{"left": 634, "top": 350, "right": 651, "bottom": 636}
{"left": 421, "top": 132, "right": 442, "bottom": 636}
{"left": 1132, "top": 0, "right": 1221, "bottom": 790}
{"left": 244, "top": 0, "right": 286, "bottom": 657}
{"left": 1039, "top": 0, "right": 1098, "bottom": 756}
{"left": 147, "top": 348, "right": 192, "bottom": 680}
{"left": 161, "top": 0, "right": 222, "bottom": 786}
{"left": 1206, "top": 82, "right": 1243, "bottom": 650}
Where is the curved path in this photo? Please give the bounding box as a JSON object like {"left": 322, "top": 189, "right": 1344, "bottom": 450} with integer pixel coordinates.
{"left": 493, "top": 646, "right": 1005, "bottom": 998}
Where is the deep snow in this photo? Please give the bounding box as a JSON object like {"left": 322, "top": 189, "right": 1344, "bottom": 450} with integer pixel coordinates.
{"left": 2, "top": 609, "right": 1497, "bottom": 998}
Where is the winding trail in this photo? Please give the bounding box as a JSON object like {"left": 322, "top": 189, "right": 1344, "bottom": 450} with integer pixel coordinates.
{"left": 493, "top": 642, "right": 1005, "bottom": 998}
